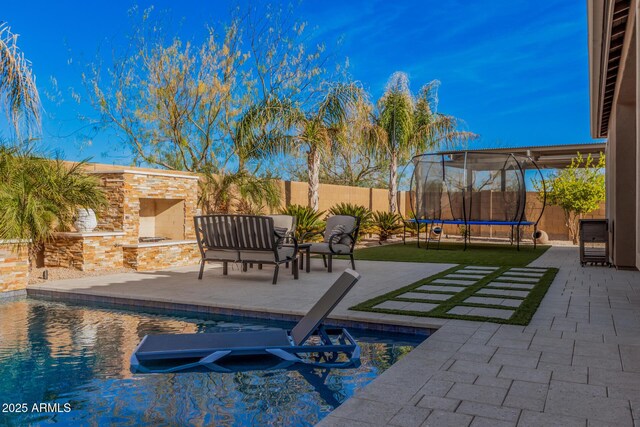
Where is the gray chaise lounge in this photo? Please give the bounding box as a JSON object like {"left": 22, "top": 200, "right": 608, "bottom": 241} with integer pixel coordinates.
{"left": 195, "top": 214, "right": 299, "bottom": 284}
{"left": 305, "top": 215, "right": 360, "bottom": 272}
{"left": 130, "top": 269, "right": 361, "bottom": 373}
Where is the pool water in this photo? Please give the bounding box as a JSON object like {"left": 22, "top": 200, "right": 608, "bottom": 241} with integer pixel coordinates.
{"left": 0, "top": 298, "right": 423, "bottom": 426}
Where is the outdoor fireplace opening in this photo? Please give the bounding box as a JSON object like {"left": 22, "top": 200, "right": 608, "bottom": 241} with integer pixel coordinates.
{"left": 138, "top": 198, "right": 185, "bottom": 242}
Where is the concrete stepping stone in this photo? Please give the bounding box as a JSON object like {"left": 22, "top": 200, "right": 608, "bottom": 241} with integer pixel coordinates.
{"left": 401, "top": 292, "right": 453, "bottom": 301}
{"left": 486, "top": 282, "right": 535, "bottom": 290}
{"left": 477, "top": 289, "right": 529, "bottom": 298}
{"left": 510, "top": 267, "right": 547, "bottom": 272}
{"left": 418, "top": 285, "right": 465, "bottom": 293}
{"left": 403, "top": 302, "right": 438, "bottom": 312}
{"left": 454, "top": 271, "right": 487, "bottom": 276}
{"left": 503, "top": 271, "right": 544, "bottom": 277}
{"left": 448, "top": 306, "right": 474, "bottom": 315}
{"left": 444, "top": 273, "right": 485, "bottom": 280}
{"left": 374, "top": 300, "right": 411, "bottom": 310}
{"left": 465, "top": 307, "right": 514, "bottom": 319}
{"left": 465, "top": 296, "right": 523, "bottom": 308}
{"left": 494, "top": 276, "right": 538, "bottom": 283}
{"left": 432, "top": 279, "right": 476, "bottom": 286}
{"left": 462, "top": 266, "right": 498, "bottom": 270}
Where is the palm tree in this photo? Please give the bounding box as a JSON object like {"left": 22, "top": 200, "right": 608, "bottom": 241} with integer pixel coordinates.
{"left": 0, "top": 23, "right": 41, "bottom": 135}
{"left": 297, "top": 83, "right": 363, "bottom": 210}
{"left": 250, "top": 83, "right": 363, "bottom": 211}
{"left": 376, "top": 72, "right": 476, "bottom": 213}
{"left": 0, "top": 147, "right": 106, "bottom": 262}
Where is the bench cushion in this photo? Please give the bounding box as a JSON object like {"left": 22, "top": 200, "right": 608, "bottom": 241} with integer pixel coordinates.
{"left": 204, "top": 249, "right": 240, "bottom": 261}
{"left": 239, "top": 246, "right": 295, "bottom": 263}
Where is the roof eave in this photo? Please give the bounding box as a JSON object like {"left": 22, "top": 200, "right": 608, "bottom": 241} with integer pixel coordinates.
{"left": 588, "top": 0, "right": 607, "bottom": 138}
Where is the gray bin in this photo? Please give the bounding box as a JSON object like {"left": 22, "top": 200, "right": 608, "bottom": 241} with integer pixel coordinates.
{"left": 579, "top": 219, "right": 609, "bottom": 267}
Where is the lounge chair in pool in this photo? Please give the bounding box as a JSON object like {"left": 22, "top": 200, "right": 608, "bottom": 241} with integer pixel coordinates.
{"left": 130, "top": 269, "right": 361, "bottom": 373}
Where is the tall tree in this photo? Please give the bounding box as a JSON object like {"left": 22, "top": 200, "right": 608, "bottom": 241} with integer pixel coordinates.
{"left": 85, "top": 5, "right": 329, "bottom": 212}
{"left": 534, "top": 153, "right": 606, "bottom": 244}
{"left": 376, "top": 72, "right": 476, "bottom": 212}
{"left": 86, "top": 5, "right": 327, "bottom": 172}
{"left": 0, "top": 23, "right": 41, "bottom": 137}
{"left": 279, "top": 97, "right": 387, "bottom": 189}
{"left": 253, "top": 82, "right": 363, "bottom": 211}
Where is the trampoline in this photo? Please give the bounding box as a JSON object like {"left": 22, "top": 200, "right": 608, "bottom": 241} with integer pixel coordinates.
{"left": 404, "top": 151, "right": 546, "bottom": 250}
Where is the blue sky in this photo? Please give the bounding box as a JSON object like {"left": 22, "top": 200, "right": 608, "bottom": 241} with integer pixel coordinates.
{"left": 2, "top": 0, "right": 599, "bottom": 164}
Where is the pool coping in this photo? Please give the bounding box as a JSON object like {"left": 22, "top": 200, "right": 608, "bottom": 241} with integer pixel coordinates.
{"left": 27, "top": 287, "right": 435, "bottom": 336}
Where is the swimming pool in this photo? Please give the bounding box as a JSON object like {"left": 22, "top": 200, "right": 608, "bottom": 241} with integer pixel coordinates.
{"left": 0, "top": 298, "right": 423, "bottom": 426}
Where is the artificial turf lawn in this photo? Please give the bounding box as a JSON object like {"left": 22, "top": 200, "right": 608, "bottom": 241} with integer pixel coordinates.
{"left": 350, "top": 265, "right": 559, "bottom": 325}
{"left": 349, "top": 242, "right": 550, "bottom": 267}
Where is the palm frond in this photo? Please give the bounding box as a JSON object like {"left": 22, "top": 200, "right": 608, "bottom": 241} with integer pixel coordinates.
{"left": 0, "top": 23, "right": 41, "bottom": 135}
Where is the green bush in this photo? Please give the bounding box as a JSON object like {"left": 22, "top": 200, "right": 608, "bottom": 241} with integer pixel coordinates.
{"left": 372, "top": 211, "right": 404, "bottom": 242}
{"left": 0, "top": 147, "right": 107, "bottom": 261}
{"left": 327, "top": 202, "right": 373, "bottom": 237}
{"left": 279, "top": 204, "right": 325, "bottom": 241}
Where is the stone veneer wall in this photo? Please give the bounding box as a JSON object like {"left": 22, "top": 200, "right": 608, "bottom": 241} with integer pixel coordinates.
{"left": 93, "top": 171, "right": 199, "bottom": 244}
{"left": 123, "top": 243, "right": 199, "bottom": 271}
{"left": 45, "top": 234, "right": 124, "bottom": 271}
{"left": 45, "top": 170, "right": 200, "bottom": 272}
{"left": 0, "top": 243, "right": 29, "bottom": 293}
{"left": 116, "top": 172, "right": 198, "bottom": 245}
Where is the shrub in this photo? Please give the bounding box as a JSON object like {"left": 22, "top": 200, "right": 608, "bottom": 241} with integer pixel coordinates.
{"left": 372, "top": 211, "right": 403, "bottom": 242}
{"left": 327, "top": 202, "right": 373, "bottom": 237}
{"left": 534, "top": 153, "right": 605, "bottom": 244}
{"left": 0, "top": 147, "right": 107, "bottom": 262}
{"left": 279, "top": 204, "right": 325, "bottom": 241}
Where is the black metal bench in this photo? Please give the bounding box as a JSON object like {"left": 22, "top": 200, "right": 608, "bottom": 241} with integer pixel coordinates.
{"left": 195, "top": 214, "right": 299, "bottom": 284}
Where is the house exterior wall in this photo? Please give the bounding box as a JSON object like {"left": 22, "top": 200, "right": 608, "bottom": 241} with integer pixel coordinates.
{"left": 589, "top": 0, "right": 639, "bottom": 270}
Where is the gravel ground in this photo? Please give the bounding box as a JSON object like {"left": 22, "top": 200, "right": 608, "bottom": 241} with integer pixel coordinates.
{"left": 29, "top": 267, "right": 134, "bottom": 284}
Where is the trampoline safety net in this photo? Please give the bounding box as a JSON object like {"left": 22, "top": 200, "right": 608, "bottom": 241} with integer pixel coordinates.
{"left": 409, "top": 151, "right": 545, "bottom": 226}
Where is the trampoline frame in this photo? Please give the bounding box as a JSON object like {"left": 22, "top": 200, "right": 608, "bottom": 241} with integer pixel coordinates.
{"left": 403, "top": 151, "right": 546, "bottom": 251}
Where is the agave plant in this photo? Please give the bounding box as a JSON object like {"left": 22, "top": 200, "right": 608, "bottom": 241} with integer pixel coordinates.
{"left": 372, "top": 211, "right": 404, "bottom": 242}
{"left": 327, "top": 202, "right": 374, "bottom": 237}
{"left": 279, "top": 204, "right": 325, "bottom": 241}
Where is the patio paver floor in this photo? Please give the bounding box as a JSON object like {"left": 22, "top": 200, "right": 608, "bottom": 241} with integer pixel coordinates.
{"left": 319, "top": 246, "right": 640, "bottom": 427}
{"left": 26, "top": 245, "right": 640, "bottom": 426}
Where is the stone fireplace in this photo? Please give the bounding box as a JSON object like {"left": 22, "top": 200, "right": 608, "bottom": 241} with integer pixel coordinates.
{"left": 45, "top": 166, "right": 200, "bottom": 272}
{"left": 138, "top": 198, "right": 185, "bottom": 242}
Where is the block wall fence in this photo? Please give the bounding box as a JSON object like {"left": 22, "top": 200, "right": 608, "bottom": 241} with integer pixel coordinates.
{"left": 276, "top": 179, "right": 604, "bottom": 241}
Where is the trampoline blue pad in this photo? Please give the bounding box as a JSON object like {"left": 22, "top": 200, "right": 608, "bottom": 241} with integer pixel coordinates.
{"left": 405, "top": 219, "right": 535, "bottom": 226}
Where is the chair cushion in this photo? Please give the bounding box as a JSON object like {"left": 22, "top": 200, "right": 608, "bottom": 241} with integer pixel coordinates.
{"left": 309, "top": 242, "right": 351, "bottom": 254}
{"left": 204, "top": 249, "right": 240, "bottom": 261}
{"left": 240, "top": 246, "right": 295, "bottom": 263}
{"left": 324, "top": 215, "right": 356, "bottom": 245}
{"left": 324, "top": 224, "right": 346, "bottom": 244}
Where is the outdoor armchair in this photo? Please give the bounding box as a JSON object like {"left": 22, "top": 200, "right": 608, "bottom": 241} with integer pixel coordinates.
{"left": 303, "top": 215, "right": 360, "bottom": 272}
